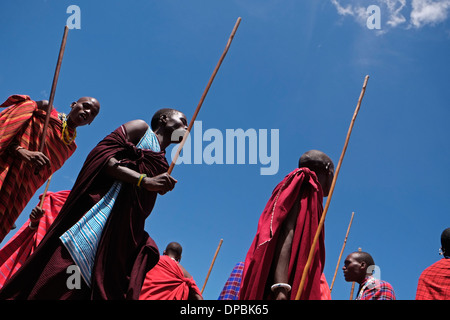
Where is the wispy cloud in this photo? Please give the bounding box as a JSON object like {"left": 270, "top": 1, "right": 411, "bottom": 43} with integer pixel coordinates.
{"left": 385, "top": 0, "right": 407, "bottom": 27}
{"left": 330, "top": 0, "right": 450, "bottom": 30}
{"left": 411, "top": 0, "right": 450, "bottom": 27}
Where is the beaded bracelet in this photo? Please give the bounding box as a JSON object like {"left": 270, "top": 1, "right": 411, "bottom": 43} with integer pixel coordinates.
{"left": 137, "top": 174, "right": 147, "bottom": 187}
{"left": 270, "top": 283, "right": 292, "bottom": 292}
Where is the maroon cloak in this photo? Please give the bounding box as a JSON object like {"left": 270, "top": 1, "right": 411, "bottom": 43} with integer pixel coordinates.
{"left": 0, "top": 125, "right": 169, "bottom": 299}
{"left": 239, "top": 168, "right": 325, "bottom": 300}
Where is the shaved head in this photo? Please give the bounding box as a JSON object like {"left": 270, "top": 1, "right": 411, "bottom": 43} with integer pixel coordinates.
{"left": 298, "top": 150, "right": 334, "bottom": 196}
{"left": 164, "top": 242, "right": 183, "bottom": 262}
{"left": 299, "top": 150, "right": 334, "bottom": 173}
{"left": 350, "top": 251, "right": 375, "bottom": 267}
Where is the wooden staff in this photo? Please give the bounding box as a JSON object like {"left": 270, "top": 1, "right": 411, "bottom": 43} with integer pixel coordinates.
{"left": 349, "top": 247, "right": 362, "bottom": 300}
{"left": 295, "top": 75, "right": 369, "bottom": 300}
{"left": 35, "top": 26, "right": 69, "bottom": 206}
{"left": 330, "top": 211, "right": 355, "bottom": 292}
{"left": 201, "top": 238, "right": 223, "bottom": 294}
{"left": 35, "top": 26, "right": 69, "bottom": 207}
{"left": 167, "top": 17, "right": 242, "bottom": 175}
{"left": 38, "top": 175, "right": 53, "bottom": 209}
{"left": 39, "top": 26, "right": 69, "bottom": 153}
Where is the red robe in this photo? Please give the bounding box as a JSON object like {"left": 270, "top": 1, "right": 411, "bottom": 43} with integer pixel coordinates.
{"left": 239, "top": 168, "right": 325, "bottom": 300}
{"left": 139, "top": 255, "right": 202, "bottom": 300}
{"left": 0, "top": 190, "right": 69, "bottom": 288}
{"left": 416, "top": 258, "right": 450, "bottom": 300}
{"left": 0, "top": 95, "right": 76, "bottom": 241}
{"left": 0, "top": 126, "right": 168, "bottom": 299}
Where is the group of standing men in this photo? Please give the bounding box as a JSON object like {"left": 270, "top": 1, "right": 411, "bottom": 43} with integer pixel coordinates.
{"left": 0, "top": 94, "right": 449, "bottom": 300}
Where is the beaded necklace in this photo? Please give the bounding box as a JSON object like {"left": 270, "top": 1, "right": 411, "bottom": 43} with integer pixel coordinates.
{"left": 59, "top": 113, "right": 77, "bottom": 145}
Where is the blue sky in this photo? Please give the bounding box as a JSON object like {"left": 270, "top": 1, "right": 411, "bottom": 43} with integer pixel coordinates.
{"left": 1, "top": 0, "right": 449, "bottom": 300}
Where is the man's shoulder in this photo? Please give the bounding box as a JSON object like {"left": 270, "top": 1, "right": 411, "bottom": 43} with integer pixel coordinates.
{"left": 122, "top": 119, "right": 149, "bottom": 144}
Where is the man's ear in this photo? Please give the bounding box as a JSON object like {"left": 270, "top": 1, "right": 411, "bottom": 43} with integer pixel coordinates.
{"left": 159, "top": 114, "right": 167, "bottom": 126}
{"left": 70, "top": 101, "right": 77, "bottom": 109}
{"left": 360, "top": 261, "right": 367, "bottom": 271}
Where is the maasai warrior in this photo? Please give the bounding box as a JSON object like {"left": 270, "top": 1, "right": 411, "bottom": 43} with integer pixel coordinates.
{"left": 0, "top": 108, "right": 186, "bottom": 299}
{"left": 0, "top": 95, "right": 100, "bottom": 242}
{"left": 139, "top": 242, "right": 202, "bottom": 300}
{"left": 416, "top": 227, "right": 450, "bottom": 300}
{"left": 0, "top": 190, "right": 70, "bottom": 288}
{"left": 342, "top": 251, "right": 396, "bottom": 300}
{"left": 239, "top": 150, "right": 334, "bottom": 300}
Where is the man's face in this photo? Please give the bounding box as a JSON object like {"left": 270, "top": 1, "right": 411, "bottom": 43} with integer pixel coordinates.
{"left": 322, "top": 166, "right": 334, "bottom": 197}
{"left": 166, "top": 111, "right": 188, "bottom": 144}
{"left": 68, "top": 97, "right": 100, "bottom": 127}
{"left": 342, "top": 253, "right": 364, "bottom": 282}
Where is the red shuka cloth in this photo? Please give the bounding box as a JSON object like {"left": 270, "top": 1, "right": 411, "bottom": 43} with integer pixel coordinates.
{"left": 0, "top": 190, "right": 70, "bottom": 288}
{"left": 139, "top": 255, "right": 202, "bottom": 300}
{"left": 0, "top": 126, "right": 168, "bottom": 299}
{"left": 239, "top": 168, "right": 325, "bottom": 300}
{"left": 0, "top": 95, "right": 76, "bottom": 241}
{"left": 416, "top": 258, "right": 450, "bottom": 300}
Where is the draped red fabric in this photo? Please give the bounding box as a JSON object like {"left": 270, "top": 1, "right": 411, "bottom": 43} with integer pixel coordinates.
{"left": 239, "top": 168, "right": 325, "bottom": 300}
{"left": 320, "top": 273, "right": 331, "bottom": 300}
{"left": 416, "top": 258, "right": 450, "bottom": 300}
{"left": 139, "top": 255, "right": 201, "bottom": 300}
{"left": 0, "top": 95, "right": 76, "bottom": 241}
{"left": 0, "top": 190, "right": 70, "bottom": 288}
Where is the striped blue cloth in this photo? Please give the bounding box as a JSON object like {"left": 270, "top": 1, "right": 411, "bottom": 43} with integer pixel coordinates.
{"left": 60, "top": 127, "right": 160, "bottom": 287}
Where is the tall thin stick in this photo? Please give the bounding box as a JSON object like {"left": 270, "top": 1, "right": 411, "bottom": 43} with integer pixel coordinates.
{"left": 167, "top": 17, "right": 241, "bottom": 175}
{"left": 330, "top": 211, "right": 355, "bottom": 292}
{"left": 349, "top": 247, "right": 362, "bottom": 300}
{"left": 38, "top": 175, "right": 53, "bottom": 209}
{"left": 39, "top": 26, "right": 69, "bottom": 153}
{"left": 201, "top": 238, "right": 223, "bottom": 294}
{"left": 35, "top": 26, "right": 69, "bottom": 206}
{"left": 295, "top": 75, "right": 369, "bottom": 300}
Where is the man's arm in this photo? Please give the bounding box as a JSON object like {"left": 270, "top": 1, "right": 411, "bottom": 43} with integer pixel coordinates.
{"left": 270, "top": 194, "right": 301, "bottom": 300}
{"left": 102, "top": 120, "right": 177, "bottom": 194}
{"left": 178, "top": 264, "right": 203, "bottom": 300}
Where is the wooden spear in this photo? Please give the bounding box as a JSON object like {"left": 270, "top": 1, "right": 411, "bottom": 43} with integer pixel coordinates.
{"left": 295, "top": 75, "right": 369, "bottom": 300}
{"left": 330, "top": 211, "right": 355, "bottom": 292}
{"left": 36, "top": 26, "right": 69, "bottom": 207}
{"left": 201, "top": 238, "right": 223, "bottom": 294}
{"left": 167, "top": 17, "right": 241, "bottom": 175}
{"left": 38, "top": 175, "right": 53, "bottom": 209}
{"left": 39, "top": 25, "right": 69, "bottom": 153}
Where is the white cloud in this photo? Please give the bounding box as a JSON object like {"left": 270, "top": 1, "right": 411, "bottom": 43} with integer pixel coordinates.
{"left": 330, "top": 0, "right": 356, "bottom": 16}
{"left": 384, "top": 0, "right": 407, "bottom": 27}
{"left": 410, "top": 0, "right": 450, "bottom": 27}
{"left": 330, "top": 0, "right": 450, "bottom": 29}
{"left": 330, "top": 0, "right": 369, "bottom": 25}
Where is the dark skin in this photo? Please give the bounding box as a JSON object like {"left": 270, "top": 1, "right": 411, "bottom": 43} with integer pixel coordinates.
{"left": 342, "top": 252, "right": 369, "bottom": 285}
{"left": 103, "top": 111, "right": 188, "bottom": 195}
{"left": 270, "top": 150, "right": 334, "bottom": 300}
{"left": 163, "top": 242, "right": 203, "bottom": 300}
{"left": 29, "top": 110, "right": 187, "bottom": 230}
{"left": 15, "top": 97, "right": 100, "bottom": 229}
{"left": 15, "top": 97, "right": 100, "bottom": 172}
